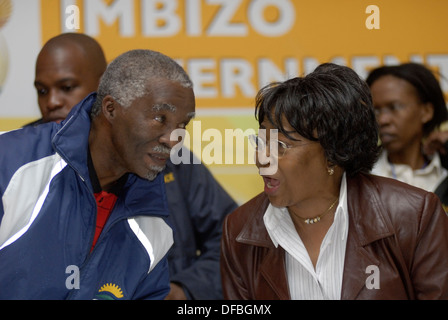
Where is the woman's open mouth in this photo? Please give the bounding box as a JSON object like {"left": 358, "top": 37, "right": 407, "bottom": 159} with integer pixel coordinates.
{"left": 263, "top": 176, "right": 280, "bottom": 195}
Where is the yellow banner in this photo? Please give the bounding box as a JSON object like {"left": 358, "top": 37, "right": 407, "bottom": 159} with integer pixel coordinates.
{"left": 36, "top": 0, "right": 448, "bottom": 203}
{"left": 40, "top": 0, "right": 448, "bottom": 110}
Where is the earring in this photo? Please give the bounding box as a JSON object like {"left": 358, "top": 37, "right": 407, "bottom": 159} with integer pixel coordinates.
{"left": 327, "top": 166, "right": 334, "bottom": 176}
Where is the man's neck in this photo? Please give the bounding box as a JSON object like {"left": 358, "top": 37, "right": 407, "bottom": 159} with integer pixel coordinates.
{"left": 88, "top": 118, "right": 128, "bottom": 192}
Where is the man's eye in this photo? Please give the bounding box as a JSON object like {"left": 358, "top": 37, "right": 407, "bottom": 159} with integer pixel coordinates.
{"left": 154, "top": 115, "right": 165, "bottom": 123}
{"left": 61, "top": 85, "right": 74, "bottom": 92}
{"left": 36, "top": 88, "right": 47, "bottom": 96}
{"left": 178, "top": 122, "right": 188, "bottom": 129}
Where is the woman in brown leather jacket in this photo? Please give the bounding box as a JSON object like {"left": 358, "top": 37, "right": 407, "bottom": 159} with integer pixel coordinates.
{"left": 220, "top": 63, "right": 448, "bottom": 300}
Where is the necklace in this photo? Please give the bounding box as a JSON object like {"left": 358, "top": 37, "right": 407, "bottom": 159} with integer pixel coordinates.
{"left": 298, "top": 198, "right": 339, "bottom": 225}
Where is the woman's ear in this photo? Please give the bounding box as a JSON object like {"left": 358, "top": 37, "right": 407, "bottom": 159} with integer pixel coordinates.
{"left": 326, "top": 161, "right": 336, "bottom": 176}
{"left": 421, "top": 102, "right": 434, "bottom": 124}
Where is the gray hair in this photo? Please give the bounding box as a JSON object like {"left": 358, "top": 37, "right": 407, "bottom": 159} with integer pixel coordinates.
{"left": 91, "top": 49, "right": 193, "bottom": 117}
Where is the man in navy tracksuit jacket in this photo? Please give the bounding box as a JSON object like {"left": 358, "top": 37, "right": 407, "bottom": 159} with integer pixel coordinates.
{"left": 164, "top": 151, "right": 238, "bottom": 299}
{"left": 0, "top": 94, "right": 172, "bottom": 299}
{"left": 0, "top": 49, "right": 196, "bottom": 299}
{"left": 18, "top": 34, "right": 237, "bottom": 300}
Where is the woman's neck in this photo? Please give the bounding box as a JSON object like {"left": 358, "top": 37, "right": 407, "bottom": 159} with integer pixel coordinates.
{"left": 387, "top": 143, "right": 427, "bottom": 170}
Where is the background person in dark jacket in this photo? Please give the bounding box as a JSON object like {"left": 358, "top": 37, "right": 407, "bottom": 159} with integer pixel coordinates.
{"left": 30, "top": 33, "right": 107, "bottom": 126}
{"left": 164, "top": 150, "right": 237, "bottom": 299}
{"left": 28, "top": 32, "right": 237, "bottom": 300}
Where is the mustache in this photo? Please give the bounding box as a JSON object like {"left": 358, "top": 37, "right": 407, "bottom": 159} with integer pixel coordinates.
{"left": 144, "top": 145, "right": 171, "bottom": 182}
{"left": 152, "top": 145, "right": 171, "bottom": 155}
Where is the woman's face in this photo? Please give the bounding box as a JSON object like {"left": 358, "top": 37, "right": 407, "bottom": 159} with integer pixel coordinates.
{"left": 256, "top": 115, "right": 330, "bottom": 208}
{"left": 370, "top": 75, "right": 433, "bottom": 154}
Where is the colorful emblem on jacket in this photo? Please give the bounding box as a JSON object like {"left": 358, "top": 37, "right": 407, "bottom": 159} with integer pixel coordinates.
{"left": 95, "top": 283, "right": 124, "bottom": 300}
{"left": 164, "top": 172, "right": 175, "bottom": 183}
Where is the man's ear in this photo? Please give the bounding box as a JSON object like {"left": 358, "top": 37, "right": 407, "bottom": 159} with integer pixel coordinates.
{"left": 102, "top": 95, "right": 117, "bottom": 122}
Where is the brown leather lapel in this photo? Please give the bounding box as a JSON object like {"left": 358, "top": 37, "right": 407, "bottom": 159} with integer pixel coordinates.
{"left": 341, "top": 174, "right": 394, "bottom": 299}
{"left": 236, "top": 193, "right": 290, "bottom": 299}
{"left": 341, "top": 220, "right": 381, "bottom": 299}
{"left": 259, "top": 246, "right": 290, "bottom": 300}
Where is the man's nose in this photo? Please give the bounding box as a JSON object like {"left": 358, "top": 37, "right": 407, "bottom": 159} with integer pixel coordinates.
{"left": 159, "top": 128, "right": 181, "bottom": 150}
{"left": 46, "top": 90, "right": 64, "bottom": 111}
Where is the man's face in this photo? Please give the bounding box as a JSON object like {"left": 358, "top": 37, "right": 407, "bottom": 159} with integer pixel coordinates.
{"left": 34, "top": 45, "right": 101, "bottom": 123}
{"left": 107, "top": 79, "right": 195, "bottom": 181}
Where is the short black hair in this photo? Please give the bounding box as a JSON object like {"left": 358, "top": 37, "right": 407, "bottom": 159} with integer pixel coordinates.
{"left": 255, "top": 63, "right": 380, "bottom": 177}
{"left": 366, "top": 62, "right": 448, "bottom": 137}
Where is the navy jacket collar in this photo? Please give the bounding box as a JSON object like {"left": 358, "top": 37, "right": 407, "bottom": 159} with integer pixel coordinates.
{"left": 51, "top": 92, "right": 96, "bottom": 183}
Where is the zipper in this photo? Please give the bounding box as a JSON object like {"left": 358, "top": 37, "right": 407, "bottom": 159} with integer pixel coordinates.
{"left": 65, "top": 175, "right": 97, "bottom": 300}
{"left": 65, "top": 177, "right": 169, "bottom": 299}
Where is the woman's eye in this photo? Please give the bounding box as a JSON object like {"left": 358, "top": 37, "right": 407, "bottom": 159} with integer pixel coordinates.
{"left": 277, "top": 141, "right": 288, "bottom": 150}
{"left": 391, "top": 103, "right": 405, "bottom": 111}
